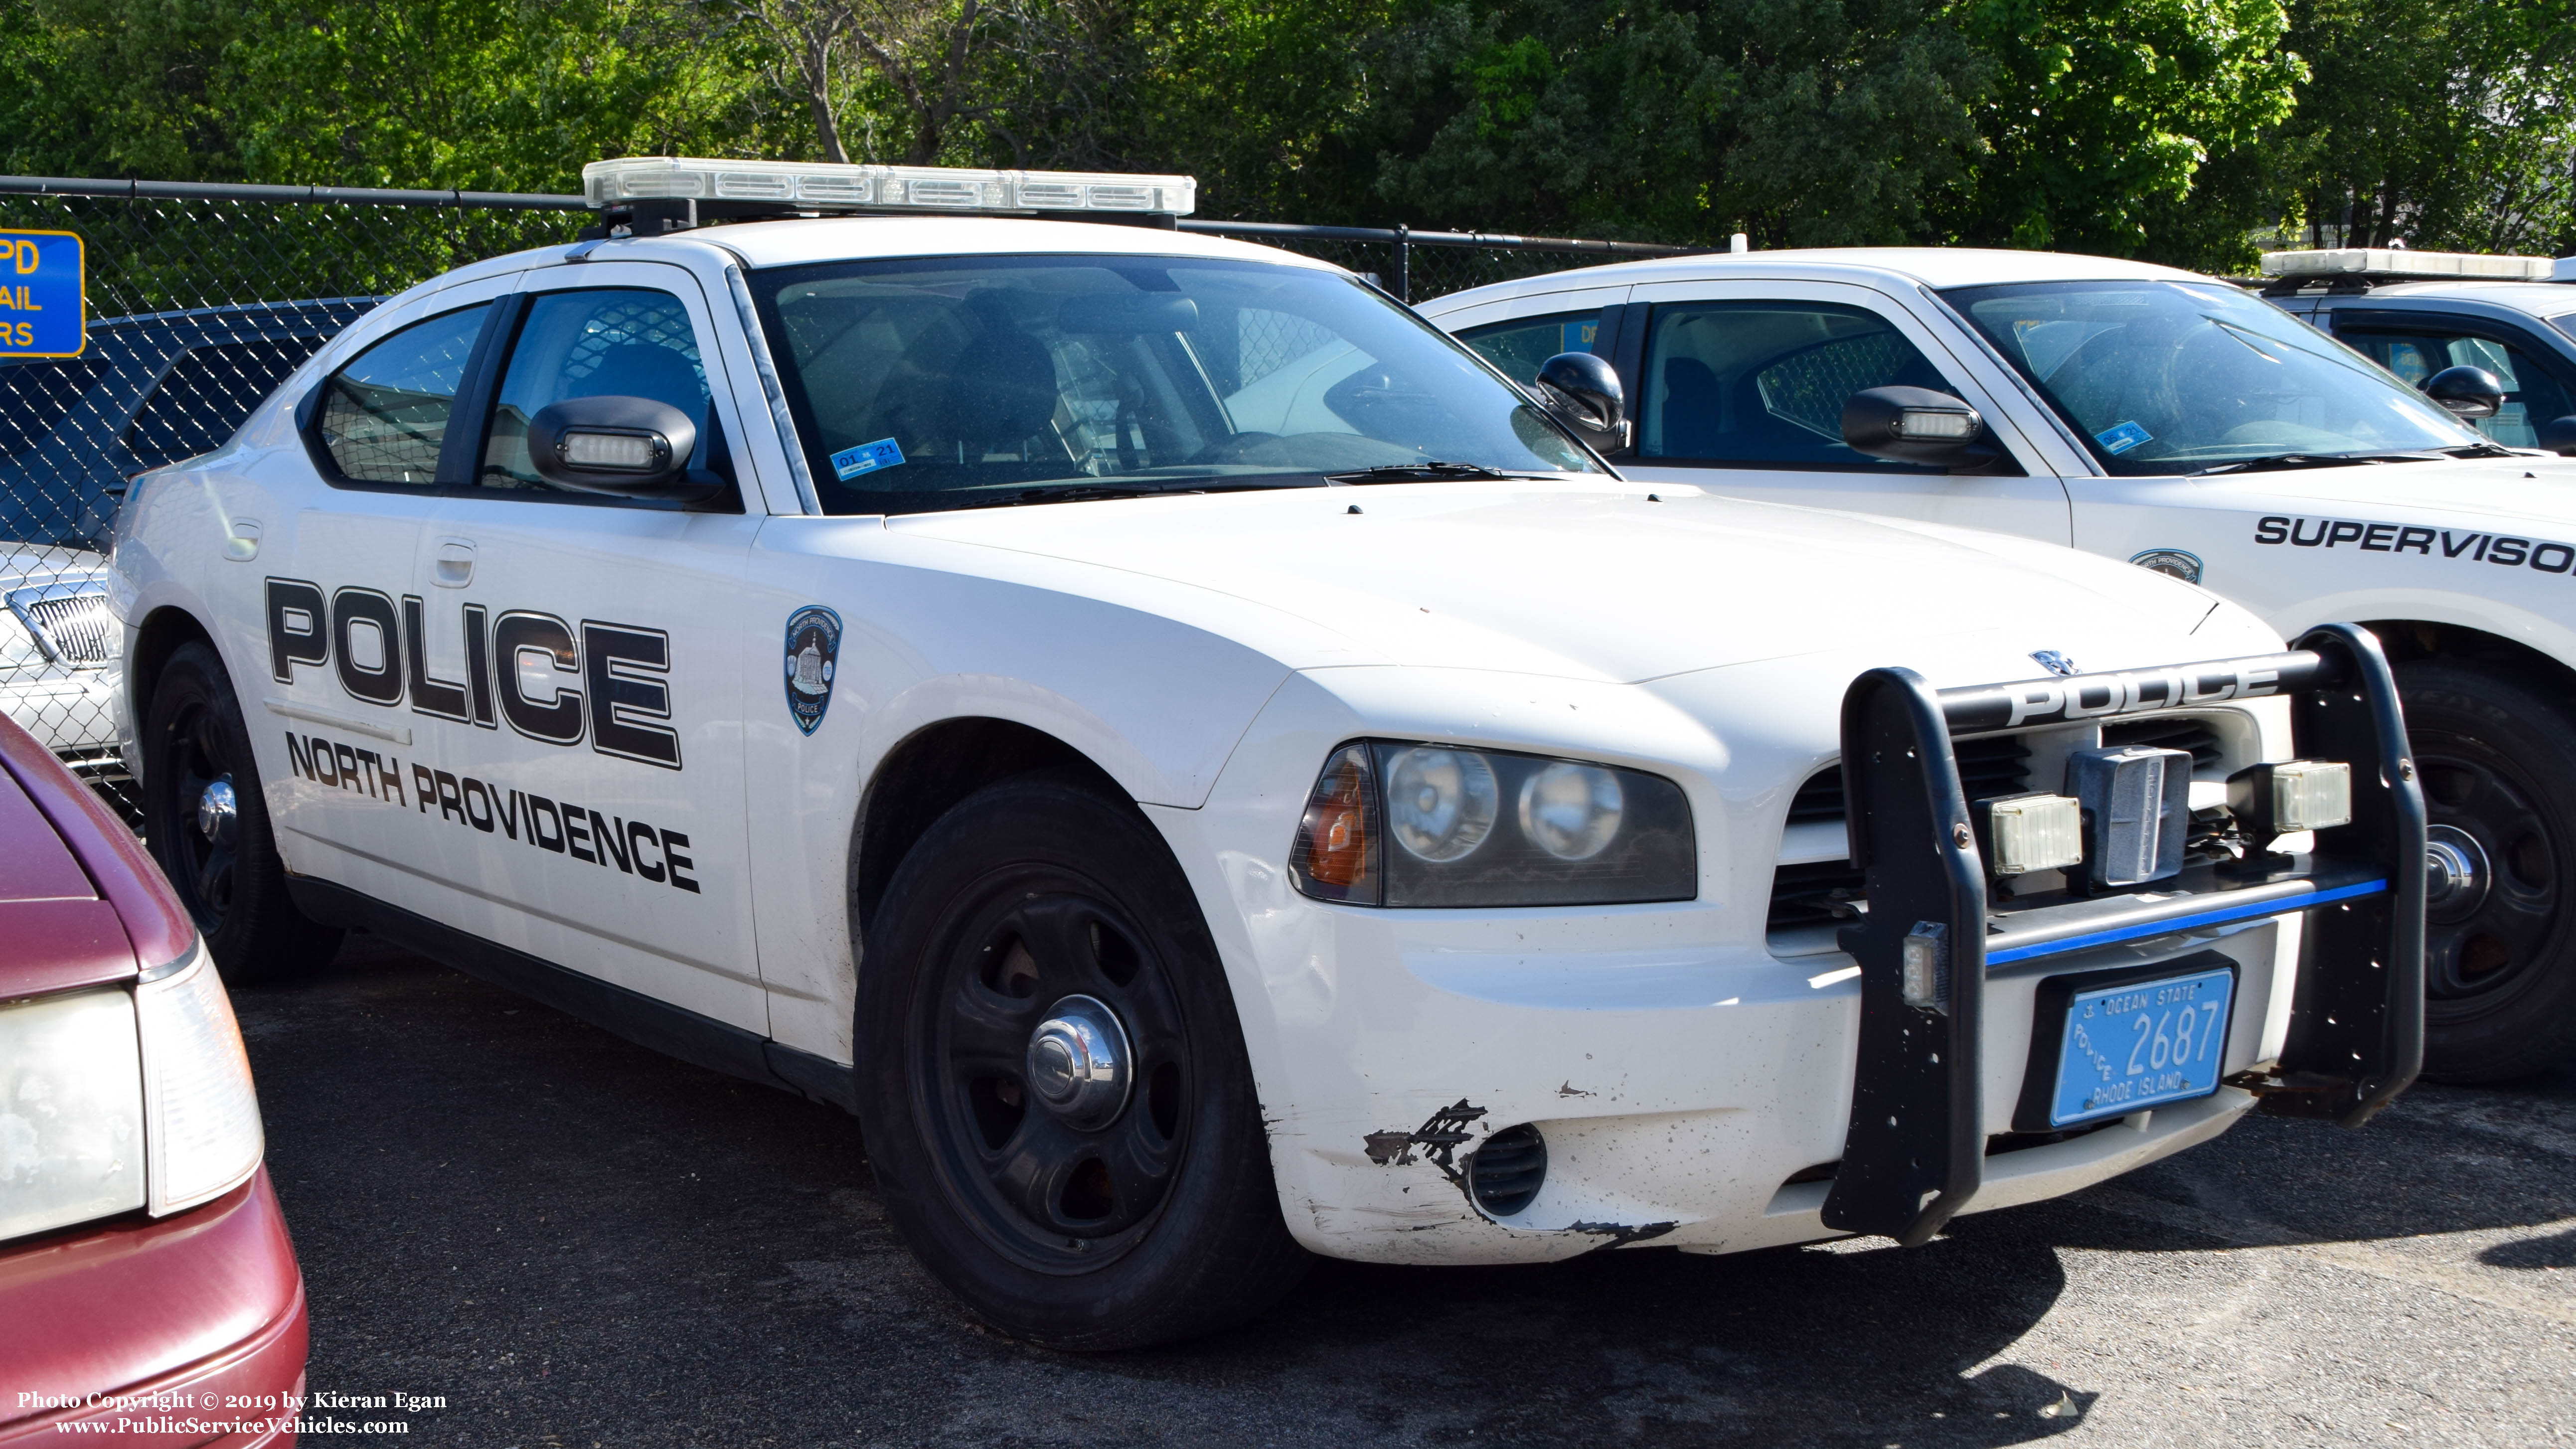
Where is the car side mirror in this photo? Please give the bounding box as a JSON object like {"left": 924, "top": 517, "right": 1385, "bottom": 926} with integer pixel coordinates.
{"left": 1841, "top": 386, "right": 1990, "bottom": 467}
{"left": 2422, "top": 365, "right": 2505, "bottom": 419}
{"left": 2540, "top": 415, "right": 2576, "bottom": 457}
{"left": 525, "top": 396, "right": 726, "bottom": 504}
{"left": 1531, "top": 351, "right": 1627, "bottom": 452}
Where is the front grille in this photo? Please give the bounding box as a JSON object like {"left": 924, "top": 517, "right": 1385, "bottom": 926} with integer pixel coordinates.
{"left": 1774, "top": 736, "right": 2035, "bottom": 930}
{"left": 2102, "top": 716, "right": 2221, "bottom": 771}
{"left": 8, "top": 587, "right": 117, "bottom": 665}
{"left": 1783, "top": 734, "right": 2034, "bottom": 826}
{"left": 1467, "top": 1124, "right": 1548, "bottom": 1217}
{"left": 1768, "top": 859, "right": 1867, "bottom": 931}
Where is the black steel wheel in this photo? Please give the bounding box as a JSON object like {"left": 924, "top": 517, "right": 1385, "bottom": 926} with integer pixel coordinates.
{"left": 856, "top": 772, "right": 1305, "bottom": 1349}
{"left": 926, "top": 890, "right": 1193, "bottom": 1266}
{"left": 141, "top": 642, "right": 342, "bottom": 981}
{"left": 2397, "top": 659, "right": 2576, "bottom": 1081}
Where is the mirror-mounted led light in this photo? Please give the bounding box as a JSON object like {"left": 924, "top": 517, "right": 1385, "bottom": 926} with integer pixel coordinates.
{"left": 558, "top": 429, "right": 669, "bottom": 472}
{"left": 2227, "top": 760, "right": 2353, "bottom": 835}
{"left": 2066, "top": 745, "right": 2193, "bottom": 889}
{"left": 583, "top": 157, "right": 1198, "bottom": 216}
{"left": 1975, "top": 792, "right": 2085, "bottom": 876}
{"left": 1895, "top": 407, "right": 1977, "bottom": 440}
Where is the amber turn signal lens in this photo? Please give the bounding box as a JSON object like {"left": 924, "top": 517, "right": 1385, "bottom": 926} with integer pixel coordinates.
{"left": 1290, "top": 745, "right": 1381, "bottom": 903}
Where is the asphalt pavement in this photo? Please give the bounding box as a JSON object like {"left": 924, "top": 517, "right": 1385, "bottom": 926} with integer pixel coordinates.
{"left": 230, "top": 935, "right": 2576, "bottom": 1449}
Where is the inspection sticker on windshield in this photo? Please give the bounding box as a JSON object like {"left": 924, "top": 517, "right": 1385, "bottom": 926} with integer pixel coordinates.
{"left": 830, "top": 438, "right": 905, "bottom": 480}
{"left": 2048, "top": 963, "right": 2234, "bottom": 1127}
{"left": 2094, "top": 421, "right": 2153, "bottom": 455}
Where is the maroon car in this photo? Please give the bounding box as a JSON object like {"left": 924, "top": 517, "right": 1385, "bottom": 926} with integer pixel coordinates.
{"left": 0, "top": 710, "right": 306, "bottom": 1446}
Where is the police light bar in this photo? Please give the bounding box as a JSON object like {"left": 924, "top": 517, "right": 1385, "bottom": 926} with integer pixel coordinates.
{"left": 2261, "top": 248, "right": 2554, "bottom": 282}
{"left": 582, "top": 157, "right": 1196, "bottom": 217}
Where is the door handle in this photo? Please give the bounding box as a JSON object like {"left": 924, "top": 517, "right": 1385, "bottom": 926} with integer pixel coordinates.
{"left": 433, "top": 538, "right": 476, "bottom": 587}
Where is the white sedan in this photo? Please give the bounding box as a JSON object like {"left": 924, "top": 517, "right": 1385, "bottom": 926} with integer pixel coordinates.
{"left": 110, "top": 159, "right": 2422, "bottom": 1349}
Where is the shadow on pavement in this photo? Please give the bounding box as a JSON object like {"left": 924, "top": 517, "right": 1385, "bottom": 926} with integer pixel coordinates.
{"left": 227, "top": 936, "right": 2566, "bottom": 1448}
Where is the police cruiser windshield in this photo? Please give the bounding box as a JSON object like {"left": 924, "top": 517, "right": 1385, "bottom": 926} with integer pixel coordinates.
{"left": 1945, "top": 279, "right": 2487, "bottom": 475}
{"left": 748, "top": 254, "right": 1603, "bottom": 514}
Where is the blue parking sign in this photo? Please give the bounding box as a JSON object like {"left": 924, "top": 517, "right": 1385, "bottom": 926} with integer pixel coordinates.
{"left": 0, "top": 230, "right": 85, "bottom": 358}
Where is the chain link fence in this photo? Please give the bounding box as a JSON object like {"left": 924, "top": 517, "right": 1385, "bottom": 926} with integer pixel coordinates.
{"left": 0, "top": 176, "right": 1690, "bottom": 824}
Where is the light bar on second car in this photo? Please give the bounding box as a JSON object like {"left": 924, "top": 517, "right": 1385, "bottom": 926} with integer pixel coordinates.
{"left": 582, "top": 157, "right": 1197, "bottom": 217}
{"left": 2261, "top": 247, "right": 2555, "bottom": 282}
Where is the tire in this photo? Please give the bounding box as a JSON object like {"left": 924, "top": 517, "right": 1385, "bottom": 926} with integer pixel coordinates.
{"left": 141, "top": 642, "right": 343, "bottom": 983}
{"left": 855, "top": 772, "right": 1306, "bottom": 1349}
{"left": 2396, "top": 658, "right": 2576, "bottom": 1083}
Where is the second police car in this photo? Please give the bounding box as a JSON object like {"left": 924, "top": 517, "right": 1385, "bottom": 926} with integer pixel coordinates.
{"left": 110, "top": 159, "right": 2422, "bottom": 1348}
{"left": 1429, "top": 247, "right": 2576, "bottom": 1083}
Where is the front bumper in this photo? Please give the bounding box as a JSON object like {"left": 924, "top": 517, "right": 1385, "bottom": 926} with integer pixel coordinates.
{"left": 0, "top": 1170, "right": 309, "bottom": 1447}
{"left": 1164, "top": 629, "right": 2423, "bottom": 1265}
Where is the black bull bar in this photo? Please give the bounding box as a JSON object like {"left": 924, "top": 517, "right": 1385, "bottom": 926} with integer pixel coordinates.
{"left": 1823, "top": 624, "right": 2426, "bottom": 1246}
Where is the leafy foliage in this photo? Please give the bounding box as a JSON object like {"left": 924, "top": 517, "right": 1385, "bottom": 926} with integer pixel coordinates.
{"left": 0, "top": 0, "right": 2567, "bottom": 263}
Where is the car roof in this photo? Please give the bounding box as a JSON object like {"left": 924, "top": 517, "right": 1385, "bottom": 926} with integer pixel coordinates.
{"left": 2312, "top": 279, "right": 2576, "bottom": 318}
{"left": 0, "top": 710, "right": 194, "bottom": 995}
{"left": 594, "top": 215, "right": 1352, "bottom": 275}
{"left": 1416, "top": 246, "right": 2211, "bottom": 311}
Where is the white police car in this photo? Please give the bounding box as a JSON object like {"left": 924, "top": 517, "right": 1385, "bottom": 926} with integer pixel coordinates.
{"left": 111, "top": 161, "right": 2422, "bottom": 1348}
{"left": 2258, "top": 247, "right": 2576, "bottom": 455}
{"left": 1428, "top": 249, "right": 2576, "bottom": 1084}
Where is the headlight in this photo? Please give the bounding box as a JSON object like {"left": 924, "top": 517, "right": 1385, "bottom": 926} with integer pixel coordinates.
{"left": 0, "top": 985, "right": 147, "bottom": 1242}
{"left": 136, "top": 941, "right": 265, "bottom": 1216}
{"left": 1290, "top": 741, "right": 1695, "bottom": 907}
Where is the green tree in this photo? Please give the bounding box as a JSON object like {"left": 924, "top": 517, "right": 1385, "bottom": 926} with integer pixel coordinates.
{"left": 1945, "top": 0, "right": 2305, "bottom": 269}
{"left": 2284, "top": 0, "right": 2576, "bottom": 255}
{"left": 1338, "top": 0, "right": 1991, "bottom": 245}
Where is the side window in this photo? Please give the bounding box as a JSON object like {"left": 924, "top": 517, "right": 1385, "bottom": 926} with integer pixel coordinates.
{"left": 481, "top": 289, "right": 709, "bottom": 490}
{"left": 1455, "top": 310, "right": 1603, "bottom": 385}
{"left": 2341, "top": 325, "right": 2576, "bottom": 448}
{"left": 1640, "top": 301, "right": 1960, "bottom": 471}
{"left": 125, "top": 336, "right": 329, "bottom": 469}
{"left": 318, "top": 305, "right": 492, "bottom": 484}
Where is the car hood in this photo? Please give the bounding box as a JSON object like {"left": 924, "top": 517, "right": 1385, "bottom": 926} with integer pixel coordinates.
{"left": 2206, "top": 453, "right": 2576, "bottom": 526}
{"left": 1, "top": 544, "right": 108, "bottom": 590}
{"left": 888, "top": 480, "right": 2248, "bottom": 683}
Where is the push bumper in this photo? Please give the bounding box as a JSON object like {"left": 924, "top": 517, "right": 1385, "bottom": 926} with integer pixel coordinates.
{"left": 1826, "top": 624, "right": 2426, "bottom": 1245}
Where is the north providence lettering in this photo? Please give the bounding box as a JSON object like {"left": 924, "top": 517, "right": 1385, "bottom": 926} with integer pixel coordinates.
{"left": 2255, "top": 516, "right": 2576, "bottom": 574}
{"left": 281, "top": 729, "right": 700, "bottom": 893}
{"left": 265, "top": 578, "right": 680, "bottom": 770}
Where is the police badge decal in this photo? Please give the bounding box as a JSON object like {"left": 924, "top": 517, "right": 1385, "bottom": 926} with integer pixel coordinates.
{"left": 784, "top": 606, "right": 842, "bottom": 736}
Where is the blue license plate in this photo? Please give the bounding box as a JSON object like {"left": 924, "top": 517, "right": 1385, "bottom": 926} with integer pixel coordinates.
{"left": 2047, "top": 964, "right": 2236, "bottom": 1127}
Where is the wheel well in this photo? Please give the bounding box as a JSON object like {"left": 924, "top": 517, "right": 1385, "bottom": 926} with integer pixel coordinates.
{"left": 127, "top": 606, "right": 216, "bottom": 780}
{"left": 2361, "top": 620, "right": 2576, "bottom": 707}
{"left": 850, "top": 718, "right": 1127, "bottom": 935}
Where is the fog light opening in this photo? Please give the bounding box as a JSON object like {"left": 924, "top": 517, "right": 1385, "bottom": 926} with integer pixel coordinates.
{"left": 1467, "top": 1123, "right": 1548, "bottom": 1218}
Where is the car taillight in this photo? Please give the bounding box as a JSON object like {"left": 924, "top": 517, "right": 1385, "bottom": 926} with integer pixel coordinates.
{"left": 136, "top": 941, "right": 264, "bottom": 1216}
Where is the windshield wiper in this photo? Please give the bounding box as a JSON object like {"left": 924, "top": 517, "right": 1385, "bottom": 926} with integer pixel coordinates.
{"left": 1324, "top": 461, "right": 1515, "bottom": 483}
{"left": 2190, "top": 452, "right": 2444, "bottom": 477}
{"left": 2441, "top": 442, "right": 2521, "bottom": 459}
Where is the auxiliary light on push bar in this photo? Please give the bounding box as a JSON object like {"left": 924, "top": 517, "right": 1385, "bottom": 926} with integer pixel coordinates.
{"left": 583, "top": 157, "right": 1197, "bottom": 217}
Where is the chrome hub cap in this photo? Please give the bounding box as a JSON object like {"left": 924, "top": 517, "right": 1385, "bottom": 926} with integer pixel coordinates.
{"left": 1025, "top": 994, "right": 1131, "bottom": 1130}
{"left": 196, "top": 776, "right": 238, "bottom": 843}
{"left": 2425, "top": 824, "right": 2491, "bottom": 920}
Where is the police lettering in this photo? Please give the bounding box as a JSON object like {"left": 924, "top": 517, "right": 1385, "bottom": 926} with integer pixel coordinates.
{"left": 282, "top": 728, "right": 699, "bottom": 895}
{"left": 266, "top": 578, "right": 680, "bottom": 770}
{"left": 2254, "top": 515, "right": 2576, "bottom": 577}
